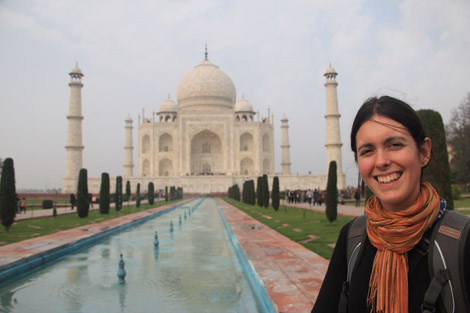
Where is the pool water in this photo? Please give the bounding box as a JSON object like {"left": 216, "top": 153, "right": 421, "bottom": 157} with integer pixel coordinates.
{"left": 0, "top": 198, "right": 264, "bottom": 313}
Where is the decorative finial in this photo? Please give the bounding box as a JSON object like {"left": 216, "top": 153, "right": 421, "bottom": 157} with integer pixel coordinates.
{"left": 242, "top": 93, "right": 245, "bottom": 100}
{"left": 205, "top": 44, "right": 208, "bottom": 60}
{"left": 168, "top": 93, "right": 171, "bottom": 99}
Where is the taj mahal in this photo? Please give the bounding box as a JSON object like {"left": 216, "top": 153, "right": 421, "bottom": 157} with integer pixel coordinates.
{"left": 62, "top": 49, "right": 346, "bottom": 194}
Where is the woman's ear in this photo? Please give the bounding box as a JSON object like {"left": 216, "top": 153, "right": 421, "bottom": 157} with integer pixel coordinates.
{"left": 420, "top": 137, "right": 432, "bottom": 167}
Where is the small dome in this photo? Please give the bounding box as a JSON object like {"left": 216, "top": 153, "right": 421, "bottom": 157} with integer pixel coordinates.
{"left": 125, "top": 115, "right": 133, "bottom": 122}
{"left": 234, "top": 99, "right": 254, "bottom": 113}
{"left": 159, "top": 98, "right": 178, "bottom": 113}
{"left": 177, "top": 59, "right": 236, "bottom": 111}
{"left": 325, "top": 64, "right": 337, "bottom": 75}
{"left": 70, "top": 64, "right": 83, "bottom": 75}
{"left": 281, "top": 114, "right": 289, "bottom": 122}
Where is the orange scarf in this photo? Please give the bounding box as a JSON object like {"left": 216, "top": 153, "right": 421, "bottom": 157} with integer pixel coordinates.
{"left": 365, "top": 182, "right": 440, "bottom": 313}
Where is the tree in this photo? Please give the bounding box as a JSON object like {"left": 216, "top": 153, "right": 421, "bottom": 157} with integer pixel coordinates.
{"left": 115, "top": 176, "right": 123, "bottom": 211}
{"left": 256, "top": 176, "right": 263, "bottom": 207}
{"left": 77, "top": 168, "right": 89, "bottom": 218}
{"left": 165, "top": 186, "right": 168, "bottom": 202}
{"left": 148, "top": 182, "right": 155, "bottom": 205}
{"left": 136, "top": 183, "right": 141, "bottom": 207}
{"left": 262, "top": 174, "right": 269, "bottom": 208}
{"left": 418, "top": 109, "right": 454, "bottom": 209}
{"left": 326, "top": 161, "right": 338, "bottom": 223}
{"left": 446, "top": 92, "right": 470, "bottom": 188}
{"left": 0, "top": 158, "right": 16, "bottom": 232}
{"left": 272, "top": 176, "right": 280, "bottom": 211}
{"left": 125, "top": 180, "right": 131, "bottom": 202}
{"left": 99, "top": 172, "right": 110, "bottom": 214}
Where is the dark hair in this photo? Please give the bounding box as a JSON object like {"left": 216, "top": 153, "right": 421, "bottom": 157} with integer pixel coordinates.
{"left": 350, "top": 96, "right": 426, "bottom": 154}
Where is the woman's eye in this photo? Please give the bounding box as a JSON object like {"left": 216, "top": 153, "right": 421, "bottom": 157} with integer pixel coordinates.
{"left": 359, "top": 149, "right": 372, "bottom": 156}
{"left": 389, "top": 142, "right": 403, "bottom": 149}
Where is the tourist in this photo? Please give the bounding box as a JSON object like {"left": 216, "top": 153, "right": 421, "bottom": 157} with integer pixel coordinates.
{"left": 70, "top": 193, "right": 75, "bottom": 210}
{"left": 313, "top": 189, "right": 319, "bottom": 206}
{"left": 20, "top": 197, "right": 26, "bottom": 213}
{"left": 306, "top": 189, "right": 313, "bottom": 206}
{"left": 311, "top": 96, "right": 470, "bottom": 313}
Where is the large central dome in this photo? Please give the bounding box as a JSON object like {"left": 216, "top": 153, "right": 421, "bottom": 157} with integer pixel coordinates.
{"left": 177, "top": 58, "right": 236, "bottom": 112}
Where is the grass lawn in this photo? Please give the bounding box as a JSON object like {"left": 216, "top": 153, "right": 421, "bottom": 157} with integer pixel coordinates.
{"left": 223, "top": 198, "right": 352, "bottom": 259}
{"left": 0, "top": 201, "right": 178, "bottom": 246}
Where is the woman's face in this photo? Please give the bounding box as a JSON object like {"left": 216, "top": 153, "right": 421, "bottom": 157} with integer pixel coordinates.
{"left": 355, "top": 114, "right": 431, "bottom": 212}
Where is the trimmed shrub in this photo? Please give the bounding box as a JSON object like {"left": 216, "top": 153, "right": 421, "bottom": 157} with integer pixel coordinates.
{"left": 272, "top": 176, "right": 280, "bottom": 211}
{"left": 125, "top": 180, "right": 131, "bottom": 202}
{"left": 115, "top": 176, "right": 123, "bottom": 211}
{"left": 262, "top": 174, "right": 269, "bottom": 208}
{"left": 136, "top": 183, "right": 141, "bottom": 207}
{"left": 326, "top": 161, "right": 338, "bottom": 223}
{"left": 99, "top": 172, "right": 110, "bottom": 214}
{"left": 42, "top": 200, "right": 53, "bottom": 209}
{"left": 77, "top": 168, "right": 89, "bottom": 218}
{"left": 418, "top": 109, "right": 454, "bottom": 210}
{"left": 0, "top": 158, "right": 16, "bottom": 232}
{"left": 256, "top": 176, "right": 263, "bottom": 207}
{"left": 148, "top": 182, "right": 155, "bottom": 205}
{"left": 165, "top": 186, "right": 168, "bottom": 202}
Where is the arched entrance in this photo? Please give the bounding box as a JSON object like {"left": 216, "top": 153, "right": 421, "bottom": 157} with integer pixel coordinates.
{"left": 190, "top": 130, "right": 223, "bottom": 175}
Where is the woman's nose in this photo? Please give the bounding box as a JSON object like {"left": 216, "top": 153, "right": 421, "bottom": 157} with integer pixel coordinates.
{"left": 375, "top": 150, "right": 391, "bottom": 168}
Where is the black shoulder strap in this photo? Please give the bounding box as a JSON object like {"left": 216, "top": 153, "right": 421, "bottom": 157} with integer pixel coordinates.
{"left": 423, "top": 211, "right": 470, "bottom": 313}
{"left": 338, "top": 214, "right": 367, "bottom": 313}
{"left": 346, "top": 214, "right": 367, "bottom": 282}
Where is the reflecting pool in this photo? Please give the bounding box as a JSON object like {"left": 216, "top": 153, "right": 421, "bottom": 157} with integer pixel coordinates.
{"left": 0, "top": 198, "right": 264, "bottom": 312}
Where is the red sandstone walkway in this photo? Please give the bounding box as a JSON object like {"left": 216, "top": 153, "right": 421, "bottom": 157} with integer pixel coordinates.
{"left": 217, "top": 199, "right": 329, "bottom": 313}
{"left": 0, "top": 198, "right": 332, "bottom": 313}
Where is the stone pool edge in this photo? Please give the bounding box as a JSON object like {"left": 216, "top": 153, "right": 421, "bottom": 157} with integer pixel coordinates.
{"left": 215, "top": 199, "right": 278, "bottom": 313}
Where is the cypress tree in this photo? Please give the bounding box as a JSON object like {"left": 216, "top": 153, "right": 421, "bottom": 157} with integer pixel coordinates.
{"left": 0, "top": 158, "right": 16, "bottom": 232}
{"left": 326, "top": 161, "right": 338, "bottom": 223}
{"left": 272, "top": 176, "right": 280, "bottom": 211}
{"left": 417, "top": 109, "right": 454, "bottom": 210}
{"left": 136, "top": 183, "right": 141, "bottom": 207}
{"left": 115, "top": 176, "right": 123, "bottom": 211}
{"left": 125, "top": 180, "right": 131, "bottom": 202}
{"left": 262, "top": 174, "right": 269, "bottom": 208}
{"left": 234, "top": 184, "right": 240, "bottom": 201}
{"left": 165, "top": 186, "right": 168, "bottom": 202}
{"left": 77, "top": 168, "right": 89, "bottom": 218}
{"left": 250, "top": 180, "right": 256, "bottom": 205}
{"left": 99, "top": 172, "right": 110, "bottom": 214}
{"left": 148, "top": 182, "right": 155, "bottom": 205}
{"left": 170, "top": 186, "right": 176, "bottom": 201}
{"left": 256, "top": 176, "right": 263, "bottom": 207}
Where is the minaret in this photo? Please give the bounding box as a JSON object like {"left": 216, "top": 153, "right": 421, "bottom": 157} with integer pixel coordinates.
{"left": 123, "top": 115, "right": 134, "bottom": 177}
{"left": 65, "top": 64, "right": 84, "bottom": 180}
{"left": 324, "top": 64, "right": 345, "bottom": 188}
{"left": 280, "top": 114, "right": 291, "bottom": 175}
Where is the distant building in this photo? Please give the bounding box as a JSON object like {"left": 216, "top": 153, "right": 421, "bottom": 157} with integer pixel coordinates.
{"left": 63, "top": 50, "right": 345, "bottom": 194}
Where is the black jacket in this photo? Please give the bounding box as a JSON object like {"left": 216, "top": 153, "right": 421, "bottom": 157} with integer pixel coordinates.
{"left": 311, "top": 219, "right": 470, "bottom": 313}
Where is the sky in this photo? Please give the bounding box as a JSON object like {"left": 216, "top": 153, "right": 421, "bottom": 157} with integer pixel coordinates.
{"left": 1, "top": 0, "right": 469, "bottom": 191}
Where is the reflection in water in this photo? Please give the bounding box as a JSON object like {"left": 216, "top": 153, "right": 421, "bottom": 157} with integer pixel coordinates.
{"left": 0, "top": 199, "right": 260, "bottom": 312}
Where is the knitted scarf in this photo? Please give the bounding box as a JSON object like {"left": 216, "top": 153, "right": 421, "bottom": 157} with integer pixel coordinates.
{"left": 365, "top": 182, "right": 440, "bottom": 313}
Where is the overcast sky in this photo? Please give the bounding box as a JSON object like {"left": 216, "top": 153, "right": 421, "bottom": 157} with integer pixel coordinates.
{"left": 1, "top": 0, "right": 469, "bottom": 190}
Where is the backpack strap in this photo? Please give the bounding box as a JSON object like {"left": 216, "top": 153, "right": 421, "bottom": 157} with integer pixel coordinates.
{"left": 338, "top": 214, "right": 367, "bottom": 313}
{"left": 422, "top": 210, "right": 470, "bottom": 313}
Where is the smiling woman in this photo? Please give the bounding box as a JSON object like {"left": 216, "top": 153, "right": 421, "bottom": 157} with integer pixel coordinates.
{"left": 312, "top": 96, "right": 470, "bottom": 313}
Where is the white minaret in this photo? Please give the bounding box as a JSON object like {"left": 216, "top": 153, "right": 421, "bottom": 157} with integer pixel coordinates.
{"left": 324, "top": 64, "right": 345, "bottom": 188}
{"left": 123, "top": 115, "right": 134, "bottom": 177}
{"left": 280, "top": 114, "right": 291, "bottom": 175}
{"left": 65, "top": 64, "right": 84, "bottom": 180}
